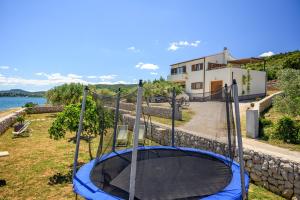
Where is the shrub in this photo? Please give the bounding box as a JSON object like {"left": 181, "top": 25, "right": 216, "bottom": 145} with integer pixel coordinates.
{"left": 23, "top": 102, "right": 38, "bottom": 108}
{"left": 274, "top": 69, "right": 300, "bottom": 116}
{"left": 16, "top": 115, "right": 25, "bottom": 125}
{"left": 273, "top": 116, "right": 300, "bottom": 144}
{"left": 259, "top": 117, "right": 272, "bottom": 140}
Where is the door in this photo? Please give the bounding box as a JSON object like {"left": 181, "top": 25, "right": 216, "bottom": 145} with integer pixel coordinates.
{"left": 210, "top": 80, "right": 223, "bottom": 100}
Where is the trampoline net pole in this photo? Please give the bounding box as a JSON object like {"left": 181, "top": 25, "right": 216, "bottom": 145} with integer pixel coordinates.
{"left": 129, "top": 80, "right": 143, "bottom": 200}
{"left": 232, "top": 79, "right": 246, "bottom": 199}
{"left": 171, "top": 87, "right": 176, "bottom": 147}
{"left": 72, "top": 86, "right": 88, "bottom": 179}
{"left": 112, "top": 88, "right": 121, "bottom": 152}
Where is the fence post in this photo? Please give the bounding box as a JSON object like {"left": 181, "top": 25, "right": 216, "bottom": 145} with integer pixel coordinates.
{"left": 72, "top": 86, "right": 88, "bottom": 179}
{"left": 112, "top": 88, "right": 121, "bottom": 152}
{"left": 224, "top": 84, "right": 232, "bottom": 160}
{"left": 171, "top": 87, "right": 176, "bottom": 147}
{"left": 232, "top": 79, "right": 246, "bottom": 199}
{"left": 129, "top": 80, "right": 143, "bottom": 200}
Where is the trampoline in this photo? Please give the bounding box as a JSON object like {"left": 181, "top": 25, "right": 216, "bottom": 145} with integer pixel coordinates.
{"left": 74, "top": 146, "right": 249, "bottom": 200}
{"left": 72, "top": 80, "right": 249, "bottom": 200}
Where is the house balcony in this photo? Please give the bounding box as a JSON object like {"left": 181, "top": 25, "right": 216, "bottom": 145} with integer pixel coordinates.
{"left": 167, "top": 73, "right": 188, "bottom": 82}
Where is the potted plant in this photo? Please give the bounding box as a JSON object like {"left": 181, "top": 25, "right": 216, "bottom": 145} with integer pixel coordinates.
{"left": 14, "top": 116, "right": 25, "bottom": 132}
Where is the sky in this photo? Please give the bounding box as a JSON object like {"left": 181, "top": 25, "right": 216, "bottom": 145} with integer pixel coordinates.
{"left": 0, "top": 0, "right": 299, "bottom": 91}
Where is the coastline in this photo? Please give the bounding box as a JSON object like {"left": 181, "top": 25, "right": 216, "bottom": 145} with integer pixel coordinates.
{"left": 0, "top": 107, "right": 22, "bottom": 119}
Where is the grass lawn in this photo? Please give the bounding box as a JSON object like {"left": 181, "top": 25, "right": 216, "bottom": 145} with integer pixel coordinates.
{"left": 248, "top": 184, "right": 284, "bottom": 200}
{"left": 0, "top": 113, "right": 283, "bottom": 199}
{"left": 259, "top": 106, "right": 300, "bottom": 152}
{"left": 150, "top": 109, "right": 195, "bottom": 127}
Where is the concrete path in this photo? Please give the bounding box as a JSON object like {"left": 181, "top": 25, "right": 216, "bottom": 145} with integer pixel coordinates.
{"left": 180, "top": 102, "right": 300, "bottom": 163}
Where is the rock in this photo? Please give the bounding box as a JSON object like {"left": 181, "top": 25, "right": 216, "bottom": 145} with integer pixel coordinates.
{"left": 281, "top": 162, "right": 294, "bottom": 173}
{"left": 243, "top": 154, "right": 252, "bottom": 160}
{"left": 254, "top": 164, "right": 262, "bottom": 171}
{"left": 282, "top": 189, "right": 294, "bottom": 199}
{"left": 278, "top": 180, "right": 284, "bottom": 185}
{"left": 268, "top": 177, "right": 278, "bottom": 186}
{"left": 253, "top": 155, "right": 261, "bottom": 164}
{"left": 262, "top": 171, "right": 269, "bottom": 177}
{"left": 295, "top": 181, "right": 300, "bottom": 188}
{"left": 262, "top": 160, "right": 269, "bottom": 171}
{"left": 246, "top": 160, "right": 253, "bottom": 168}
{"left": 273, "top": 173, "right": 284, "bottom": 181}
{"left": 289, "top": 172, "right": 295, "bottom": 183}
{"left": 250, "top": 172, "right": 262, "bottom": 182}
{"left": 263, "top": 181, "right": 269, "bottom": 189}
{"left": 278, "top": 184, "right": 285, "bottom": 192}
{"left": 281, "top": 170, "right": 288, "bottom": 180}
{"left": 285, "top": 181, "right": 293, "bottom": 189}
{"left": 269, "top": 185, "right": 280, "bottom": 194}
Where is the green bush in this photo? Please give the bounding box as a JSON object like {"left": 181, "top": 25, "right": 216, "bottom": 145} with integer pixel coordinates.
{"left": 273, "top": 116, "right": 300, "bottom": 144}
{"left": 259, "top": 117, "right": 273, "bottom": 140}
{"left": 23, "top": 102, "right": 38, "bottom": 108}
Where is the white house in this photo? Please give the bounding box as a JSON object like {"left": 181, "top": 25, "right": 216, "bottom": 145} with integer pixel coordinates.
{"left": 167, "top": 48, "right": 267, "bottom": 101}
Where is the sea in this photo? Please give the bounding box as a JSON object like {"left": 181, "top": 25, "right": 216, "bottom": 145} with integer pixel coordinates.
{"left": 0, "top": 97, "right": 47, "bottom": 111}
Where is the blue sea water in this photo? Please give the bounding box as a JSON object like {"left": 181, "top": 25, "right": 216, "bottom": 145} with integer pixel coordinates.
{"left": 0, "top": 97, "right": 47, "bottom": 111}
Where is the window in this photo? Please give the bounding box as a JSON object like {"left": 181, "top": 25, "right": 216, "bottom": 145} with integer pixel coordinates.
{"left": 207, "top": 63, "right": 226, "bottom": 70}
{"left": 191, "top": 82, "right": 203, "bottom": 90}
{"left": 191, "top": 63, "right": 203, "bottom": 71}
{"left": 171, "top": 66, "right": 186, "bottom": 75}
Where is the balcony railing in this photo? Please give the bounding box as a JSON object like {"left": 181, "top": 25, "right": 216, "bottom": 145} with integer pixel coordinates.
{"left": 167, "top": 73, "right": 188, "bottom": 82}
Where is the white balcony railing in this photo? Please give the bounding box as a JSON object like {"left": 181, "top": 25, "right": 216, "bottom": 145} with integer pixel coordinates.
{"left": 167, "top": 73, "right": 188, "bottom": 82}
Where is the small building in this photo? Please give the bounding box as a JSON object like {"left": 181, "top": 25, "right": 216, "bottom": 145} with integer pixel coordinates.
{"left": 167, "top": 48, "right": 266, "bottom": 101}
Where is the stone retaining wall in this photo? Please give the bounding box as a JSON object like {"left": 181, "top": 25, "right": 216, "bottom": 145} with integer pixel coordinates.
{"left": 118, "top": 102, "right": 182, "bottom": 120}
{"left": 26, "top": 105, "right": 64, "bottom": 114}
{"left": 0, "top": 108, "right": 26, "bottom": 134}
{"left": 256, "top": 91, "right": 283, "bottom": 114}
{"left": 0, "top": 106, "right": 63, "bottom": 134}
{"left": 123, "top": 113, "right": 300, "bottom": 199}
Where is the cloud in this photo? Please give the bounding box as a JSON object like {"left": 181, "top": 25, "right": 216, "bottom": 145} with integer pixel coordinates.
{"left": 150, "top": 72, "right": 158, "bottom": 75}
{"left": 99, "top": 74, "right": 117, "bottom": 81}
{"left": 135, "top": 62, "right": 159, "bottom": 70}
{"left": 0, "top": 66, "right": 10, "bottom": 70}
{"left": 0, "top": 73, "right": 131, "bottom": 88}
{"left": 87, "top": 75, "right": 97, "bottom": 79}
{"left": 167, "top": 40, "right": 201, "bottom": 51}
{"left": 127, "top": 46, "right": 140, "bottom": 53}
{"left": 259, "top": 51, "right": 275, "bottom": 57}
{"left": 13, "top": 68, "right": 18, "bottom": 71}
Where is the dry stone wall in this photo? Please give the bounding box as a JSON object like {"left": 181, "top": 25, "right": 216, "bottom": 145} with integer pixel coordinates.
{"left": 119, "top": 102, "right": 182, "bottom": 120}
{"left": 0, "top": 106, "right": 63, "bottom": 134}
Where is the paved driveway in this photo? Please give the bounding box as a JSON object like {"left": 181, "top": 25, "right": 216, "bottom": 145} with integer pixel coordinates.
{"left": 180, "top": 102, "right": 229, "bottom": 142}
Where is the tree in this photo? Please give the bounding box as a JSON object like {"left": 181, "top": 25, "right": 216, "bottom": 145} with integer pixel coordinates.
{"left": 283, "top": 57, "right": 300, "bottom": 70}
{"left": 48, "top": 95, "right": 114, "bottom": 160}
{"left": 46, "top": 83, "right": 84, "bottom": 105}
{"left": 274, "top": 69, "right": 300, "bottom": 116}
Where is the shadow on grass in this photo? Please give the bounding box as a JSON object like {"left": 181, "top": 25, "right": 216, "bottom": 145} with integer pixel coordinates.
{"left": 48, "top": 162, "right": 85, "bottom": 185}
{"left": 0, "top": 179, "right": 6, "bottom": 187}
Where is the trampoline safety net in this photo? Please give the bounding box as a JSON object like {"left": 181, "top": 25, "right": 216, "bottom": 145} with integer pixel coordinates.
{"left": 79, "top": 83, "right": 237, "bottom": 200}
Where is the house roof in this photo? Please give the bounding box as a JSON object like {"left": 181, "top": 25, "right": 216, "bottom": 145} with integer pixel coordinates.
{"left": 170, "top": 52, "right": 224, "bottom": 66}
{"left": 228, "top": 57, "right": 264, "bottom": 65}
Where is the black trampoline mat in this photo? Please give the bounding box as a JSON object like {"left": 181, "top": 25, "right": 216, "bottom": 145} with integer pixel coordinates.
{"left": 90, "top": 148, "right": 232, "bottom": 200}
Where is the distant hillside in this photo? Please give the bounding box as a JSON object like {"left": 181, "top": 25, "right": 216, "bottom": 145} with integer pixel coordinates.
{"left": 245, "top": 50, "right": 300, "bottom": 80}
{"left": 0, "top": 89, "right": 45, "bottom": 97}
{"left": 94, "top": 83, "right": 136, "bottom": 91}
